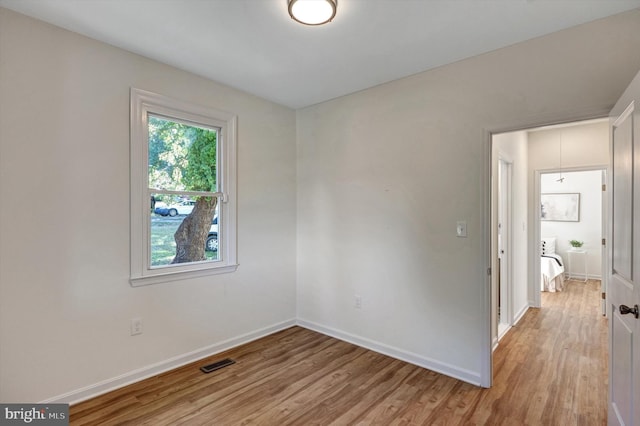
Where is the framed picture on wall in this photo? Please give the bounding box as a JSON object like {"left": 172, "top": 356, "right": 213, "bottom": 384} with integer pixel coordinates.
{"left": 541, "top": 193, "right": 580, "bottom": 222}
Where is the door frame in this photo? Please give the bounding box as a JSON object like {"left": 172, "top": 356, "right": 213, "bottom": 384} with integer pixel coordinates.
{"left": 531, "top": 165, "right": 608, "bottom": 309}
{"left": 481, "top": 110, "right": 609, "bottom": 388}
{"left": 497, "top": 157, "right": 514, "bottom": 340}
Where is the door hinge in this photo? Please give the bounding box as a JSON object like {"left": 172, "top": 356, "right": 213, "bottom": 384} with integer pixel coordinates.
{"left": 602, "top": 184, "right": 606, "bottom": 191}
{"left": 602, "top": 292, "right": 606, "bottom": 300}
{"left": 487, "top": 267, "right": 491, "bottom": 276}
{"left": 602, "top": 238, "right": 606, "bottom": 246}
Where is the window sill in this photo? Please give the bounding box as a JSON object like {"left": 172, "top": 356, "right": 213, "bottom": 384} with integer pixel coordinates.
{"left": 130, "top": 263, "right": 239, "bottom": 287}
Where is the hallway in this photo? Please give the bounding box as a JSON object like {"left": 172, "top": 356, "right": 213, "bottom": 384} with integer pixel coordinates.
{"left": 482, "top": 278, "right": 607, "bottom": 424}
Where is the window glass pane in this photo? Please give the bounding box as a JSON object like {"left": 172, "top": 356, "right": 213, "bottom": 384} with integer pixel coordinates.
{"left": 148, "top": 115, "right": 218, "bottom": 192}
{"left": 150, "top": 194, "right": 220, "bottom": 267}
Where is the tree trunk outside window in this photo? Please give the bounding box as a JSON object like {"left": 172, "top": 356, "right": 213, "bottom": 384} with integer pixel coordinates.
{"left": 172, "top": 196, "right": 217, "bottom": 264}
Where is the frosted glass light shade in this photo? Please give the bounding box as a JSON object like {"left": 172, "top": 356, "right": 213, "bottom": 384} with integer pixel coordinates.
{"left": 288, "top": 0, "right": 337, "bottom": 26}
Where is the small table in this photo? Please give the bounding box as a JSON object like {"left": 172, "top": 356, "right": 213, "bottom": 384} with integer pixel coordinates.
{"left": 567, "top": 249, "right": 587, "bottom": 282}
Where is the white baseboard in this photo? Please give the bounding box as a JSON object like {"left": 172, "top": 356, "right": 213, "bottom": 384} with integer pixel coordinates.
{"left": 44, "top": 317, "right": 483, "bottom": 404}
{"left": 42, "top": 319, "right": 297, "bottom": 405}
{"left": 296, "top": 319, "right": 481, "bottom": 386}
{"left": 497, "top": 323, "right": 511, "bottom": 342}
{"left": 566, "top": 273, "right": 602, "bottom": 280}
{"left": 512, "top": 304, "right": 529, "bottom": 326}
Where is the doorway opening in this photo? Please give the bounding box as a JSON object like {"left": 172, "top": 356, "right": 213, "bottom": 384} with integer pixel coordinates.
{"left": 536, "top": 168, "right": 607, "bottom": 312}
{"left": 490, "top": 118, "right": 609, "bottom": 351}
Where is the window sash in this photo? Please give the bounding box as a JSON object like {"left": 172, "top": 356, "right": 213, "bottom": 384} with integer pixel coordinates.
{"left": 147, "top": 193, "right": 223, "bottom": 270}
{"left": 148, "top": 189, "right": 224, "bottom": 198}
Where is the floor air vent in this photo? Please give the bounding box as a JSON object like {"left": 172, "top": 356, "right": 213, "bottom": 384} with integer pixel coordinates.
{"left": 200, "top": 358, "right": 235, "bottom": 374}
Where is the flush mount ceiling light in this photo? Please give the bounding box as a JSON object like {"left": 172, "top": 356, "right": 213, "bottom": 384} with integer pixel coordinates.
{"left": 288, "top": 0, "right": 337, "bottom": 26}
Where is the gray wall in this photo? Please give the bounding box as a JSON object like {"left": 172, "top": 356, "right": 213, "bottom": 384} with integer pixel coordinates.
{"left": 296, "top": 10, "right": 640, "bottom": 384}
{"left": 0, "top": 8, "right": 297, "bottom": 402}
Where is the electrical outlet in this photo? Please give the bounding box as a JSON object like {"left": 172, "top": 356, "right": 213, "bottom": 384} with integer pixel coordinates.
{"left": 355, "top": 295, "right": 362, "bottom": 309}
{"left": 131, "top": 317, "right": 143, "bottom": 336}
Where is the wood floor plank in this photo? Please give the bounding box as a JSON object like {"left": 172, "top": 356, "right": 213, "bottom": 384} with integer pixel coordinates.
{"left": 70, "top": 279, "right": 607, "bottom": 425}
{"left": 125, "top": 334, "right": 355, "bottom": 425}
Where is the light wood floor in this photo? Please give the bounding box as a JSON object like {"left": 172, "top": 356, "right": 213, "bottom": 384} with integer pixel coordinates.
{"left": 70, "top": 279, "right": 607, "bottom": 425}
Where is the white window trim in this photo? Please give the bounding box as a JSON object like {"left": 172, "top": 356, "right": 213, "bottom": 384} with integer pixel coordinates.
{"left": 130, "top": 88, "right": 238, "bottom": 286}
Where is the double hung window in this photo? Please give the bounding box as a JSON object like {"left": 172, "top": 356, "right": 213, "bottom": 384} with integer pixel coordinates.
{"left": 130, "top": 89, "right": 237, "bottom": 286}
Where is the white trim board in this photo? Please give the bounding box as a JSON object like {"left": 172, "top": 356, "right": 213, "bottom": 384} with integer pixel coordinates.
{"left": 513, "top": 304, "right": 529, "bottom": 327}
{"left": 42, "top": 319, "right": 296, "bottom": 405}
{"left": 296, "top": 319, "right": 482, "bottom": 387}
{"left": 566, "top": 273, "right": 602, "bottom": 280}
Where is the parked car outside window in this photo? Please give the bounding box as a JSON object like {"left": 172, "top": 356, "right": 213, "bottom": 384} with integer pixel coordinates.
{"left": 154, "top": 200, "right": 196, "bottom": 217}
{"left": 206, "top": 216, "right": 218, "bottom": 252}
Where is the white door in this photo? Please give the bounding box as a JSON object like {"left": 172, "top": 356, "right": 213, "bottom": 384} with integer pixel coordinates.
{"left": 602, "top": 169, "right": 608, "bottom": 316}
{"left": 609, "top": 71, "right": 640, "bottom": 426}
{"left": 497, "top": 159, "right": 512, "bottom": 337}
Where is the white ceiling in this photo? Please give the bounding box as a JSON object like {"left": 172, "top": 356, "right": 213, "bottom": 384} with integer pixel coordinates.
{"left": 2, "top": 0, "right": 640, "bottom": 109}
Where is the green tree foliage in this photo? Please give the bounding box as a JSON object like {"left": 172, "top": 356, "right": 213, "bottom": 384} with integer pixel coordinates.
{"left": 148, "top": 116, "right": 217, "bottom": 192}
{"left": 183, "top": 128, "right": 217, "bottom": 191}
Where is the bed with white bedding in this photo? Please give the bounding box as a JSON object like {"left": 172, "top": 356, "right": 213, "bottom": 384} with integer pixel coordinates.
{"left": 541, "top": 254, "right": 564, "bottom": 292}
{"left": 540, "top": 237, "right": 565, "bottom": 292}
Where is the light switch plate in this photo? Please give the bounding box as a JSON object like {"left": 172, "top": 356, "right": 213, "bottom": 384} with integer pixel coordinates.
{"left": 456, "top": 221, "right": 467, "bottom": 238}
